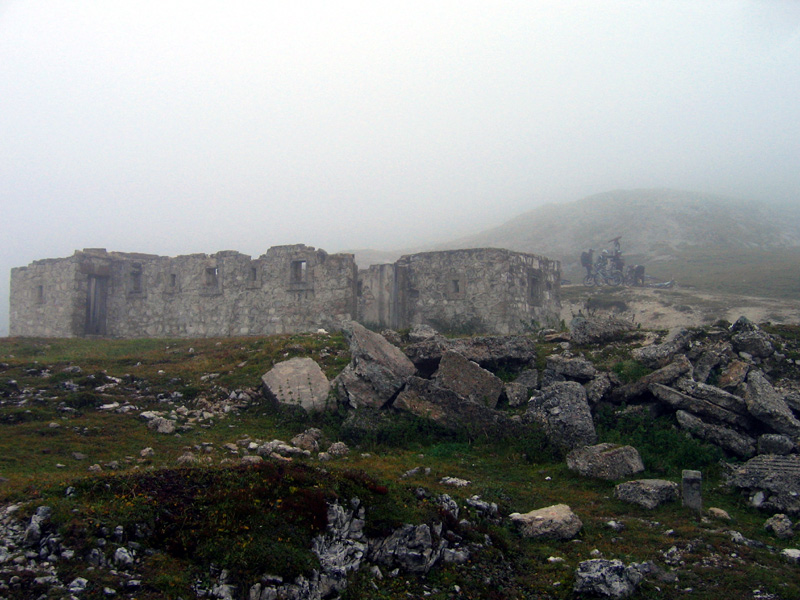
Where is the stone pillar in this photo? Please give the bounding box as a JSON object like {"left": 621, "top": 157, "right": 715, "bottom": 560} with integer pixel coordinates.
{"left": 682, "top": 470, "right": 702, "bottom": 512}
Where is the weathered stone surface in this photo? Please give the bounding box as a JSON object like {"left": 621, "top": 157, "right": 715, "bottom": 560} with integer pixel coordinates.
{"left": 368, "top": 523, "right": 441, "bottom": 573}
{"left": 262, "top": 358, "right": 331, "bottom": 413}
{"left": 404, "top": 335, "right": 538, "bottom": 374}
{"left": 675, "top": 410, "right": 756, "bottom": 458}
{"left": 631, "top": 329, "right": 690, "bottom": 369}
{"left": 526, "top": 382, "right": 597, "bottom": 452}
{"left": 504, "top": 382, "right": 530, "bottom": 407}
{"left": 585, "top": 373, "right": 612, "bottom": 404}
{"left": 509, "top": 504, "right": 582, "bottom": 539}
{"left": 393, "top": 376, "right": 511, "bottom": 436}
{"left": 360, "top": 248, "right": 561, "bottom": 336}
{"left": 291, "top": 428, "right": 323, "bottom": 452}
{"left": 758, "top": 434, "right": 795, "bottom": 455}
{"left": 570, "top": 317, "right": 633, "bottom": 345}
{"left": 545, "top": 355, "right": 597, "bottom": 381}
{"left": 726, "top": 455, "right": 800, "bottom": 515}
{"left": 514, "top": 368, "right": 540, "bottom": 391}
{"left": 732, "top": 330, "right": 775, "bottom": 359}
{"left": 693, "top": 346, "right": 727, "bottom": 384}
{"left": 785, "top": 392, "right": 800, "bottom": 415}
{"left": 614, "top": 480, "right": 679, "bottom": 509}
{"left": 407, "top": 324, "right": 441, "bottom": 342}
{"left": 573, "top": 559, "right": 645, "bottom": 599}
{"left": 611, "top": 355, "right": 692, "bottom": 404}
{"left": 146, "top": 416, "right": 176, "bottom": 434}
{"left": 674, "top": 378, "right": 749, "bottom": 415}
{"left": 682, "top": 469, "right": 703, "bottom": 512}
{"left": 745, "top": 370, "right": 800, "bottom": 438}
{"left": 432, "top": 351, "right": 503, "bottom": 408}
{"left": 764, "top": 514, "right": 794, "bottom": 539}
{"left": 334, "top": 321, "right": 416, "bottom": 409}
{"left": 651, "top": 383, "right": 752, "bottom": 429}
{"left": 717, "top": 360, "right": 750, "bottom": 391}
{"left": 566, "top": 443, "right": 645, "bottom": 481}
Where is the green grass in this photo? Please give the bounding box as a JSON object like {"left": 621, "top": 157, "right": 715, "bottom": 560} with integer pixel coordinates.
{"left": 1, "top": 333, "right": 799, "bottom": 600}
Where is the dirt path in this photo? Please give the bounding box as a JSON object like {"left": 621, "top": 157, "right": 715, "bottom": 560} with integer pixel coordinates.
{"left": 559, "top": 285, "right": 800, "bottom": 330}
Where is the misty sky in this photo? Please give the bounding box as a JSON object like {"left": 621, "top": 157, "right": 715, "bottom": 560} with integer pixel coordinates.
{"left": 2, "top": 1, "right": 799, "bottom": 335}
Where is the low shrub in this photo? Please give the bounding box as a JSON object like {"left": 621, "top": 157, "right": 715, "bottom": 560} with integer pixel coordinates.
{"left": 596, "top": 405, "right": 724, "bottom": 476}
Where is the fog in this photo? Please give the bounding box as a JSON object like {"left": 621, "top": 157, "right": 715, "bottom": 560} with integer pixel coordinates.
{"left": 2, "top": 1, "right": 799, "bottom": 335}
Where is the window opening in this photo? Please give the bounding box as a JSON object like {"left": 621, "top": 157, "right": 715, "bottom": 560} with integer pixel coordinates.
{"left": 250, "top": 266, "right": 258, "bottom": 282}
{"left": 170, "top": 274, "right": 177, "bottom": 287}
{"left": 450, "top": 279, "right": 460, "bottom": 294}
{"left": 36, "top": 285, "right": 44, "bottom": 304}
{"left": 131, "top": 270, "right": 142, "bottom": 293}
{"left": 291, "top": 260, "right": 308, "bottom": 283}
{"left": 205, "top": 267, "right": 219, "bottom": 287}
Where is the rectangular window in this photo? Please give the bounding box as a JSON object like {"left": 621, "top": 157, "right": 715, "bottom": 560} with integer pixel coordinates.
{"left": 131, "top": 271, "right": 142, "bottom": 293}
{"left": 291, "top": 260, "right": 307, "bottom": 284}
{"left": 450, "top": 279, "right": 460, "bottom": 294}
{"left": 205, "top": 267, "right": 219, "bottom": 287}
{"left": 170, "top": 273, "right": 177, "bottom": 287}
{"left": 36, "top": 285, "right": 44, "bottom": 304}
{"left": 250, "top": 266, "right": 258, "bottom": 282}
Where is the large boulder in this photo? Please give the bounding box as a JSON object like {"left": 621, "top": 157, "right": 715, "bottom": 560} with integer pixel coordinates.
{"left": 526, "top": 382, "right": 596, "bottom": 452}
{"left": 573, "top": 559, "right": 646, "bottom": 599}
{"left": 674, "top": 378, "right": 749, "bottom": 415}
{"left": 393, "top": 377, "right": 511, "bottom": 436}
{"left": 566, "top": 443, "right": 645, "bottom": 481}
{"left": 262, "top": 357, "right": 331, "bottom": 413}
{"left": 545, "top": 355, "right": 597, "bottom": 381}
{"left": 726, "top": 455, "right": 800, "bottom": 515}
{"left": 509, "top": 504, "right": 582, "bottom": 540}
{"left": 334, "top": 322, "right": 416, "bottom": 409}
{"left": 745, "top": 371, "right": 800, "bottom": 438}
{"left": 649, "top": 383, "right": 753, "bottom": 429}
{"left": 675, "top": 410, "right": 756, "bottom": 459}
{"left": 570, "top": 317, "right": 633, "bottom": 345}
{"left": 432, "top": 351, "right": 503, "bottom": 408}
{"left": 631, "top": 328, "right": 691, "bottom": 369}
{"left": 614, "top": 479, "right": 679, "bottom": 509}
{"left": 368, "top": 524, "right": 441, "bottom": 573}
{"left": 404, "top": 335, "right": 537, "bottom": 376}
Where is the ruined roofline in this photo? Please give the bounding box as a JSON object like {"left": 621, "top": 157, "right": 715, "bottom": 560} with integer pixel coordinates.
{"left": 12, "top": 245, "right": 356, "bottom": 267}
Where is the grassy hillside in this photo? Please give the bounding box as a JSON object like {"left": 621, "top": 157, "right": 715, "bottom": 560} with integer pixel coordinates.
{"left": 437, "top": 189, "right": 800, "bottom": 299}
{"left": 1, "top": 333, "right": 799, "bottom": 599}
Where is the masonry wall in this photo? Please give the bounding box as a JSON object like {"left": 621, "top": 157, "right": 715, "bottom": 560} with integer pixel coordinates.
{"left": 359, "top": 248, "right": 561, "bottom": 335}
{"left": 10, "top": 245, "right": 358, "bottom": 338}
{"left": 9, "top": 256, "right": 83, "bottom": 337}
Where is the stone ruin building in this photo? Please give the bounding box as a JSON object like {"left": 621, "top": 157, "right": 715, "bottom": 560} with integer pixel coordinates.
{"left": 9, "top": 245, "right": 560, "bottom": 338}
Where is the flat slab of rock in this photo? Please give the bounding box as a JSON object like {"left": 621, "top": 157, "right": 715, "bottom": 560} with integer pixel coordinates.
{"left": 509, "top": 504, "right": 582, "bottom": 539}
{"left": 545, "top": 355, "right": 597, "bottom": 381}
{"left": 334, "top": 321, "right": 416, "bottom": 409}
{"left": 676, "top": 410, "right": 755, "bottom": 458}
{"left": 650, "top": 383, "right": 753, "bottom": 429}
{"left": 745, "top": 370, "right": 800, "bottom": 438}
{"left": 614, "top": 479, "right": 679, "bottom": 509}
{"left": 726, "top": 455, "right": 800, "bottom": 515}
{"left": 526, "top": 381, "right": 596, "bottom": 452}
{"left": 433, "top": 350, "right": 502, "bottom": 408}
{"left": 404, "top": 335, "right": 537, "bottom": 375}
{"left": 570, "top": 317, "right": 633, "bottom": 345}
{"left": 611, "top": 356, "right": 692, "bottom": 404}
{"left": 262, "top": 357, "right": 331, "bottom": 413}
{"left": 566, "top": 443, "right": 644, "bottom": 481}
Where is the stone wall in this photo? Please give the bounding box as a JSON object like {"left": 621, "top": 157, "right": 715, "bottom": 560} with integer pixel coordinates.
{"left": 10, "top": 246, "right": 560, "bottom": 338}
{"left": 10, "top": 245, "right": 358, "bottom": 338}
{"left": 359, "top": 248, "right": 561, "bottom": 335}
